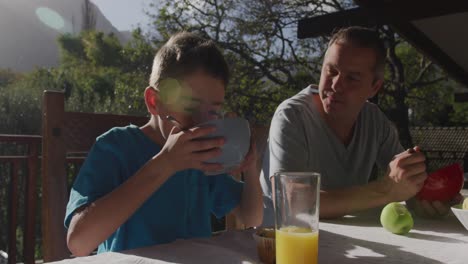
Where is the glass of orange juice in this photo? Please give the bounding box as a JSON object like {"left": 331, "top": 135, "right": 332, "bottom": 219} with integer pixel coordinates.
{"left": 274, "top": 172, "right": 320, "bottom": 264}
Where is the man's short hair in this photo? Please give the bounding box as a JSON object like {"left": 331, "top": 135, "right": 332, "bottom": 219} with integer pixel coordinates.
{"left": 149, "top": 32, "right": 229, "bottom": 89}
{"left": 328, "top": 26, "right": 386, "bottom": 80}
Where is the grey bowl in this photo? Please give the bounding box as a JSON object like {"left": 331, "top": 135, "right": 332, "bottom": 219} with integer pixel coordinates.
{"left": 198, "top": 117, "right": 250, "bottom": 175}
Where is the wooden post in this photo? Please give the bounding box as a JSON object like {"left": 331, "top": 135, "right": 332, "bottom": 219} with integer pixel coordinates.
{"left": 41, "top": 91, "right": 70, "bottom": 262}
{"left": 464, "top": 152, "right": 468, "bottom": 172}
{"left": 23, "top": 141, "right": 39, "bottom": 264}
{"left": 8, "top": 161, "right": 19, "bottom": 264}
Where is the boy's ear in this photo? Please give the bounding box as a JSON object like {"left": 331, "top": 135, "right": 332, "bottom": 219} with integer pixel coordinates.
{"left": 144, "top": 86, "right": 160, "bottom": 116}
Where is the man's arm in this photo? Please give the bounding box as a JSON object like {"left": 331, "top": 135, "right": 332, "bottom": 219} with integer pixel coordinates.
{"left": 320, "top": 180, "right": 392, "bottom": 219}
{"left": 319, "top": 148, "right": 427, "bottom": 219}
{"left": 374, "top": 114, "right": 452, "bottom": 219}
{"left": 270, "top": 175, "right": 393, "bottom": 219}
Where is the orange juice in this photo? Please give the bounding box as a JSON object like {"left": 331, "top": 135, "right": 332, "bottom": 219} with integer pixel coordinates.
{"left": 276, "top": 226, "right": 319, "bottom": 264}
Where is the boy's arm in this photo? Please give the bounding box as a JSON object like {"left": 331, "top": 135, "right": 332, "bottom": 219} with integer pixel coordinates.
{"left": 67, "top": 126, "right": 224, "bottom": 256}
{"left": 67, "top": 155, "right": 173, "bottom": 256}
{"left": 235, "top": 161, "right": 263, "bottom": 228}
{"left": 227, "top": 130, "right": 263, "bottom": 228}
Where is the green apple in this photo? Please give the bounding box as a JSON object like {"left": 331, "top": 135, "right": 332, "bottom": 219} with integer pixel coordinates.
{"left": 380, "top": 202, "right": 414, "bottom": 235}
{"left": 463, "top": 197, "right": 468, "bottom": 210}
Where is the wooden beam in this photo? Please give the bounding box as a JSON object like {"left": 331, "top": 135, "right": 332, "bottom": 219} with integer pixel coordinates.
{"left": 297, "top": 1, "right": 468, "bottom": 87}
{"left": 455, "top": 92, "right": 468, "bottom": 102}
{"left": 298, "top": 8, "right": 378, "bottom": 39}
{"left": 389, "top": 22, "right": 468, "bottom": 88}
{"left": 298, "top": 1, "right": 468, "bottom": 39}
{"left": 355, "top": 0, "right": 468, "bottom": 21}
{"left": 361, "top": 0, "right": 468, "bottom": 87}
{"left": 24, "top": 142, "right": 39, "bottom": 264}
{"left": 8, "top": 161, "right": 19, "bottom": 264}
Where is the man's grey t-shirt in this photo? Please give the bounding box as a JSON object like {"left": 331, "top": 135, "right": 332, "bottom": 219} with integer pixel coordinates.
{"left": 260, "top": 85, "right": 403, "bottom": 226}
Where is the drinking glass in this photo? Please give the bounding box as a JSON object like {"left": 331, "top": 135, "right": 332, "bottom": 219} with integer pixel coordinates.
{"left": 274, "top": 172, "right": 320, "bottom": 264}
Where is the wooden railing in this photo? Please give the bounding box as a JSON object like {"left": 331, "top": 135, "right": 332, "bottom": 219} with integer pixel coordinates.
{"left": 0, "top": 135, "right": 88, "bottom": 264}
{"left": 0, "top": 135, "right": 41, "bottom": 264}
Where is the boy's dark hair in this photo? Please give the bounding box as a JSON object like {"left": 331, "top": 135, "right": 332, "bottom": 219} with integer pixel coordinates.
{"left": 328, "top": 26, "right": 386, "bottom": 80}
{"left": 150, "top": 32, "right": 229, "bottom": 89}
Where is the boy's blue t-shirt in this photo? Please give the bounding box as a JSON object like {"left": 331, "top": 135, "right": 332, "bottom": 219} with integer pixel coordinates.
{"left": 64, "top": 125, "right": 244, "bottom": 253}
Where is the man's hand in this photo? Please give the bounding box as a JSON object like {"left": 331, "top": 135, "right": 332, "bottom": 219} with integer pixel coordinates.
{"left": 381, "top": 146, "right": 427, "bottom": 202}
{"left": 408, "top": 193, "right": 464, "bottom": 218}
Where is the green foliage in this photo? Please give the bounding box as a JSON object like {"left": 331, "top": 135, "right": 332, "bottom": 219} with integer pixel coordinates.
{"left": 83, "top": 32, "right": 123, "bottom": 67}
{"left": 120, "top": 29, "right": 155, "bottom": 75}
{"left": 378, "top": 40, "right": 463, "bottom": 127}
{"left": 399, "top": 43, "right": 453, "bottom": 125}
{"left": 57, "top": 33, "right": 86, "bottom": 63}
{"left": 1, "top": 28, "right": 154, "bottom": 134}
{"left": 0, "top": 68, "right": 56, "bottom": 134}
{"left": 0, "top": 69, "right": 20, "bottom": 87}
{"left": 146, "top": 0, "right": 328, "bottom": 124}
{"left": 451, "top": 102, "right": 468, "bottom": 124}
{"left": 56, "top": 29, "right": 153, "bottom": 115}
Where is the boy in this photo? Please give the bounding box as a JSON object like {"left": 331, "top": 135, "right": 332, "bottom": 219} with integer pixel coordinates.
{"left": 65, "top": 32, "right": 263, "bottom": 256}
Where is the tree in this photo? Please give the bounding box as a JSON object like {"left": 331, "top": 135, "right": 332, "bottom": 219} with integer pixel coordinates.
{"left": 0, "top": 68, "right": 55, "bottom": 134}
{"left": 379, "top": 27, "right": 456, "bottom": 147}
{"left": 0, "top": 69, "right": 19, "bottom": 87}
{"left": 0, "top": 29, "right": 155, "bottom": 134}
{"left": 55, "top": 29, "right": 155, "bottom": 115}
{"left": 147, "top": 0, "right": 339, "bottom": 123}
{"left": 146, "top": 0, "right": 467, "bottom": 145}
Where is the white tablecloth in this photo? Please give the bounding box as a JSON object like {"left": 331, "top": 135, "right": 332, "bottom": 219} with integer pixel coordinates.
{"left": 50, "top": 196, "right": 468, "bottom": 263}
{"left": 319, "top": 207, "right": 468, "bottom": 264}
{"left": 50, "top": 231, "right": 258, "bottom": 264}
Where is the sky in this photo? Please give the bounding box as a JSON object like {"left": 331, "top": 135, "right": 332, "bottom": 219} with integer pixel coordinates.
{"left": 90, "top": 0, "right": 155, "bottom": 31}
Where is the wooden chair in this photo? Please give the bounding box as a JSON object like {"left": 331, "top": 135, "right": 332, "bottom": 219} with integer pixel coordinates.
{"left": 41, "top": 90, "right": 148, "bottom": 262}
{"left": 41, "top": 90, "right": 269, "bottom": 262}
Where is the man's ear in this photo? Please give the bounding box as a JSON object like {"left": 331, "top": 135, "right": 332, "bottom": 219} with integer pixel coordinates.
{"left": 144, "top": 86, "right": 160, "bottom": 116}
{"left": 370, "top": 79, "right": 383, "bottom": 98}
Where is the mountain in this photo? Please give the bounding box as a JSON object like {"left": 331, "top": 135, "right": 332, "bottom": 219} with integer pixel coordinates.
{"left": 0, "top": 0, "right": 131, "bottom": 72}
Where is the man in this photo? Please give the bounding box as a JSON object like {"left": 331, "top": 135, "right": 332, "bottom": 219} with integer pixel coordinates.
{"left": 261, "top": 26, "right": 450, "bottom": 225}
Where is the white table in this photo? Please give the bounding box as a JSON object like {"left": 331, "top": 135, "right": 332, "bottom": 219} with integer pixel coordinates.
{"left": 49, "top": 231, "right": 259, "bottom": 264}
{"left": 50, "top": 196, "right": 468, "bottom": 263}
{"left": 319, "top": 207, "right": 468, "bottom": 264}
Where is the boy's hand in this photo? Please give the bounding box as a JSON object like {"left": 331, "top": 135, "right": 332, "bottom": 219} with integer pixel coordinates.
{"left": 159, "top": 126, "right": 225, "bottom": 174}
{"left": 222, "top": 111, "right": 258, "bottom": 176}
{"left": 229, "top": 133, "right": 257, "bottom": 176}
